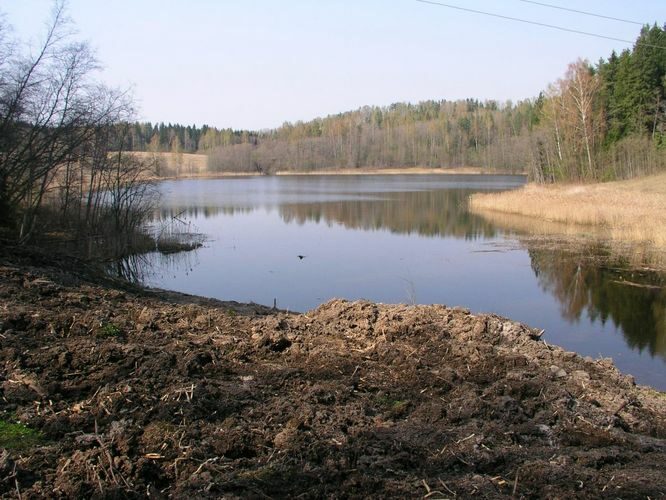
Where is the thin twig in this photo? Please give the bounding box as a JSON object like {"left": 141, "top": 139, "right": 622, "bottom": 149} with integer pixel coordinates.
{"left": 14, "top": 464, "right": 22, "bottom": 500}
{"left": 512, "top": 469, "right": 519, "bottom": 497}
{"left": 190, "top": 457, "right": 219, "bottom": 479}
{"left": 438, "top": 478, "right": 456, "bottom": 497}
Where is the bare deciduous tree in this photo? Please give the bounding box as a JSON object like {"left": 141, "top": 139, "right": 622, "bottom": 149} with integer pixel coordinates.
{"left": 0, "top": 1, "right": 155, "bottom": 256}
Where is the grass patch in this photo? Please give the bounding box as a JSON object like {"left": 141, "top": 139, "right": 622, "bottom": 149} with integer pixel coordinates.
{"left": 0, "top": 420, "right": 43, "bottom": 450}
{"left": 375, "top": 394, "right": 411, "bottom": 418}
{"left": 98, "top": 321, "right": 122, "bottom": 337}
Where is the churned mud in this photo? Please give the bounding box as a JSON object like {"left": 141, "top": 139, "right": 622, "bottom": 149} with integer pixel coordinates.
{"left": 0, "top": 247, "right": 665, "bottom": 498}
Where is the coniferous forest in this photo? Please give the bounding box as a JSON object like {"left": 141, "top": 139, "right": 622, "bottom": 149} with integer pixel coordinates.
{"left": 124, "top": 25, "right": 665, "bottom": 182}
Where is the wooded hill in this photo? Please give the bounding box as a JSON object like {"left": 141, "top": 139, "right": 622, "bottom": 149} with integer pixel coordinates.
{"left": 125, "top": 25, "right": 666, "bottom": 182}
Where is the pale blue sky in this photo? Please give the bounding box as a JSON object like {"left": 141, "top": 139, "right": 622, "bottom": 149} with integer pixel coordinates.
{"left": 2, "top": 0, "right": 664, "bottom": 129}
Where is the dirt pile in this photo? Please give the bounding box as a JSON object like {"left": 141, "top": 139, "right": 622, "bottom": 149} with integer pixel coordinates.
{"left": 0, "top": 253, "right": 665, "bottom": 498}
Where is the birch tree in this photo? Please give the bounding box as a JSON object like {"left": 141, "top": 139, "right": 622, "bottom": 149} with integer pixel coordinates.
{"left": 561, "top": 59, "right": 602, "bottom": 179}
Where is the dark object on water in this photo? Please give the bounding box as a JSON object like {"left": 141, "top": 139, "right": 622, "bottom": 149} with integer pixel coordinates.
{"left": 297, "top": 255, "right": 306, "bottom": 260}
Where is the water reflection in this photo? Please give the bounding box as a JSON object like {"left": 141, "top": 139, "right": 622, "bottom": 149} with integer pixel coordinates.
{"left": 112, "top": 248, "right": 200, "bottom": 284}
{"left": 154, "top": 205, "right": 253, "bottom": 220}
{"left": 109, "top": 253, "right": 155, "bottom": 283}
{"left": 139, "top": 175, "right": 666, "bottom": 388}
{"left": 273, "top": 187, "right": 666, "bottom": 362}
{"left": 155, "top": 189, "right": 503, "bottom": 240}
{"left": 279, "top": 189, "right": 497, "bottom": 239}
{"left": 529, "top": 245, "right": 666, "bottom": 360}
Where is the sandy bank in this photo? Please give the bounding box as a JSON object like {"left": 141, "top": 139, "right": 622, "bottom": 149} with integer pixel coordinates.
{"left": 0, "top": 247, "right": 664, "bottom": 497}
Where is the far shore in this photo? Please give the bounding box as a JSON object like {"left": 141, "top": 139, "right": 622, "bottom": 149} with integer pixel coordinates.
{"left": 145, "top": 166, "right": 527, "bottom": 181}
{"left": 128, "top": 151, "right": 527, "bottom": 180}
{"left": 274, "top": 166, "right": 526, "bottom": 176}
{"left": 142, "top": 171, "right": 261, "bottom": 182}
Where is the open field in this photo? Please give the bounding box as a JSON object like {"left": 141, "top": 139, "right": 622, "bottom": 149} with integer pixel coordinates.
{"left": 131, "top": 152, "right": 209, "bottom": 178}
{"left": 470, "top": 173, "right": 666, "bottom": 255}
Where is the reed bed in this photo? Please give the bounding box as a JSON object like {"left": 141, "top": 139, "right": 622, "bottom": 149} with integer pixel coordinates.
{"left": 470, "top": 173, "right": 666, "bottom": 251}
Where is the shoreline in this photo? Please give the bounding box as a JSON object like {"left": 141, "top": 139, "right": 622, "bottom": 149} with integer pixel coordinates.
{"left": 274, "top": 166, "right": 526, "bottom": 176}
{"left": 144, "top": 166, "right": 527, "bottom": 182}
{"left": 0, "top": 247, "right": 664, "bottom": 496}
{"left": 130, "top": 151, "right": 526, "bottom": 180}
{"left": 470, "top": 172, "right": 666, "bottom": 258}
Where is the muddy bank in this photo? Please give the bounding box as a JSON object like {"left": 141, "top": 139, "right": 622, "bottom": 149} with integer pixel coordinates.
{"left": 0, "top": 251, "right": 665, "bottom": 498}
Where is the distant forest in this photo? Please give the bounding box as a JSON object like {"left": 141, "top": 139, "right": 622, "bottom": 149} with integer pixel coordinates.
{"left": 124, "top": 25, "right": 666, "bottom": 182}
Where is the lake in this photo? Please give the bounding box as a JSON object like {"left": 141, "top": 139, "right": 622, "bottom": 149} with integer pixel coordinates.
{"left": 139, "top": 174, "right": 666, "bottom": 390}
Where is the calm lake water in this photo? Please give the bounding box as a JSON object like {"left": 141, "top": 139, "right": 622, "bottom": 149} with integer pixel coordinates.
{"left": 140, "top": 175, "right": 666, "bottom": 390}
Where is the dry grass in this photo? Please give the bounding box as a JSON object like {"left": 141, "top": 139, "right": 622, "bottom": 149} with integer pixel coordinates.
{"left": 131, "top": 152, "right": 209, "bottom": 178}
{"left": 470, "top": 172, "right": 666, "bottom": 252}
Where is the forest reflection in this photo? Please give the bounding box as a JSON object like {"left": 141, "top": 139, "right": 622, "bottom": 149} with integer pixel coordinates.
{"left": 154, "top": 189, "right": 501, "bottom": 239}
{"left": 529, "top": 244, "right": 666, "bottom": 360}
{"left": 147, "top": 181, "right": 666, "bottom": 364}
{"left": 155, "top": 205, "right": 254, "bottom": 220}
{"left": 278, "top": 189, "right": 499, "bottom": 239}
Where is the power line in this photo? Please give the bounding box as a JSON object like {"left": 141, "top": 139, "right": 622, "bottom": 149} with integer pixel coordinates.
{"left": 415, "top": 0, "right": 666, "bottom": 50}
{"left": 517, "top": 0, "right": 643, "bottom": 26}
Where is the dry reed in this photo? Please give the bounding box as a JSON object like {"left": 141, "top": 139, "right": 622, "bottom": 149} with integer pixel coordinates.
{"left": 470, "top": 172, "right": 666, "bottom": 256}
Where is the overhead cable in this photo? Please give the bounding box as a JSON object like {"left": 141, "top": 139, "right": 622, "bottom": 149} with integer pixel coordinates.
{"left": 415, "top": 0, "right": 666, "bottom": 50}
{"left": 517, "top": 0, "right": 643, "bottom": 26}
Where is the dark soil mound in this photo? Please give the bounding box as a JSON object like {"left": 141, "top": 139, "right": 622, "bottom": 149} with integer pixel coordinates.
{"left": 0, "top": 252, "right": 665, "bottom": 498}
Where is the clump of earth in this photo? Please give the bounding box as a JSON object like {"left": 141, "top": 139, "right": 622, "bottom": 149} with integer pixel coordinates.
{"left": 0, "top": 247, "right": 665, "bottom": 498}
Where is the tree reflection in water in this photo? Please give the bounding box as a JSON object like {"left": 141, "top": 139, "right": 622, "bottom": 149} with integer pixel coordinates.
{"left": 279, "top": 189, "right": 498, "bottom": 240}
{"left": 275, "top": 190, "right": 666, "bottom": 361}
{"left": 111, "top": 247, "right": 201, "bottom": 285}
{"left": 529, "top": 244, "right": 666, "bottom": 360}
{"left": 142, "top": 177, "right": 666, "bottom": 370}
